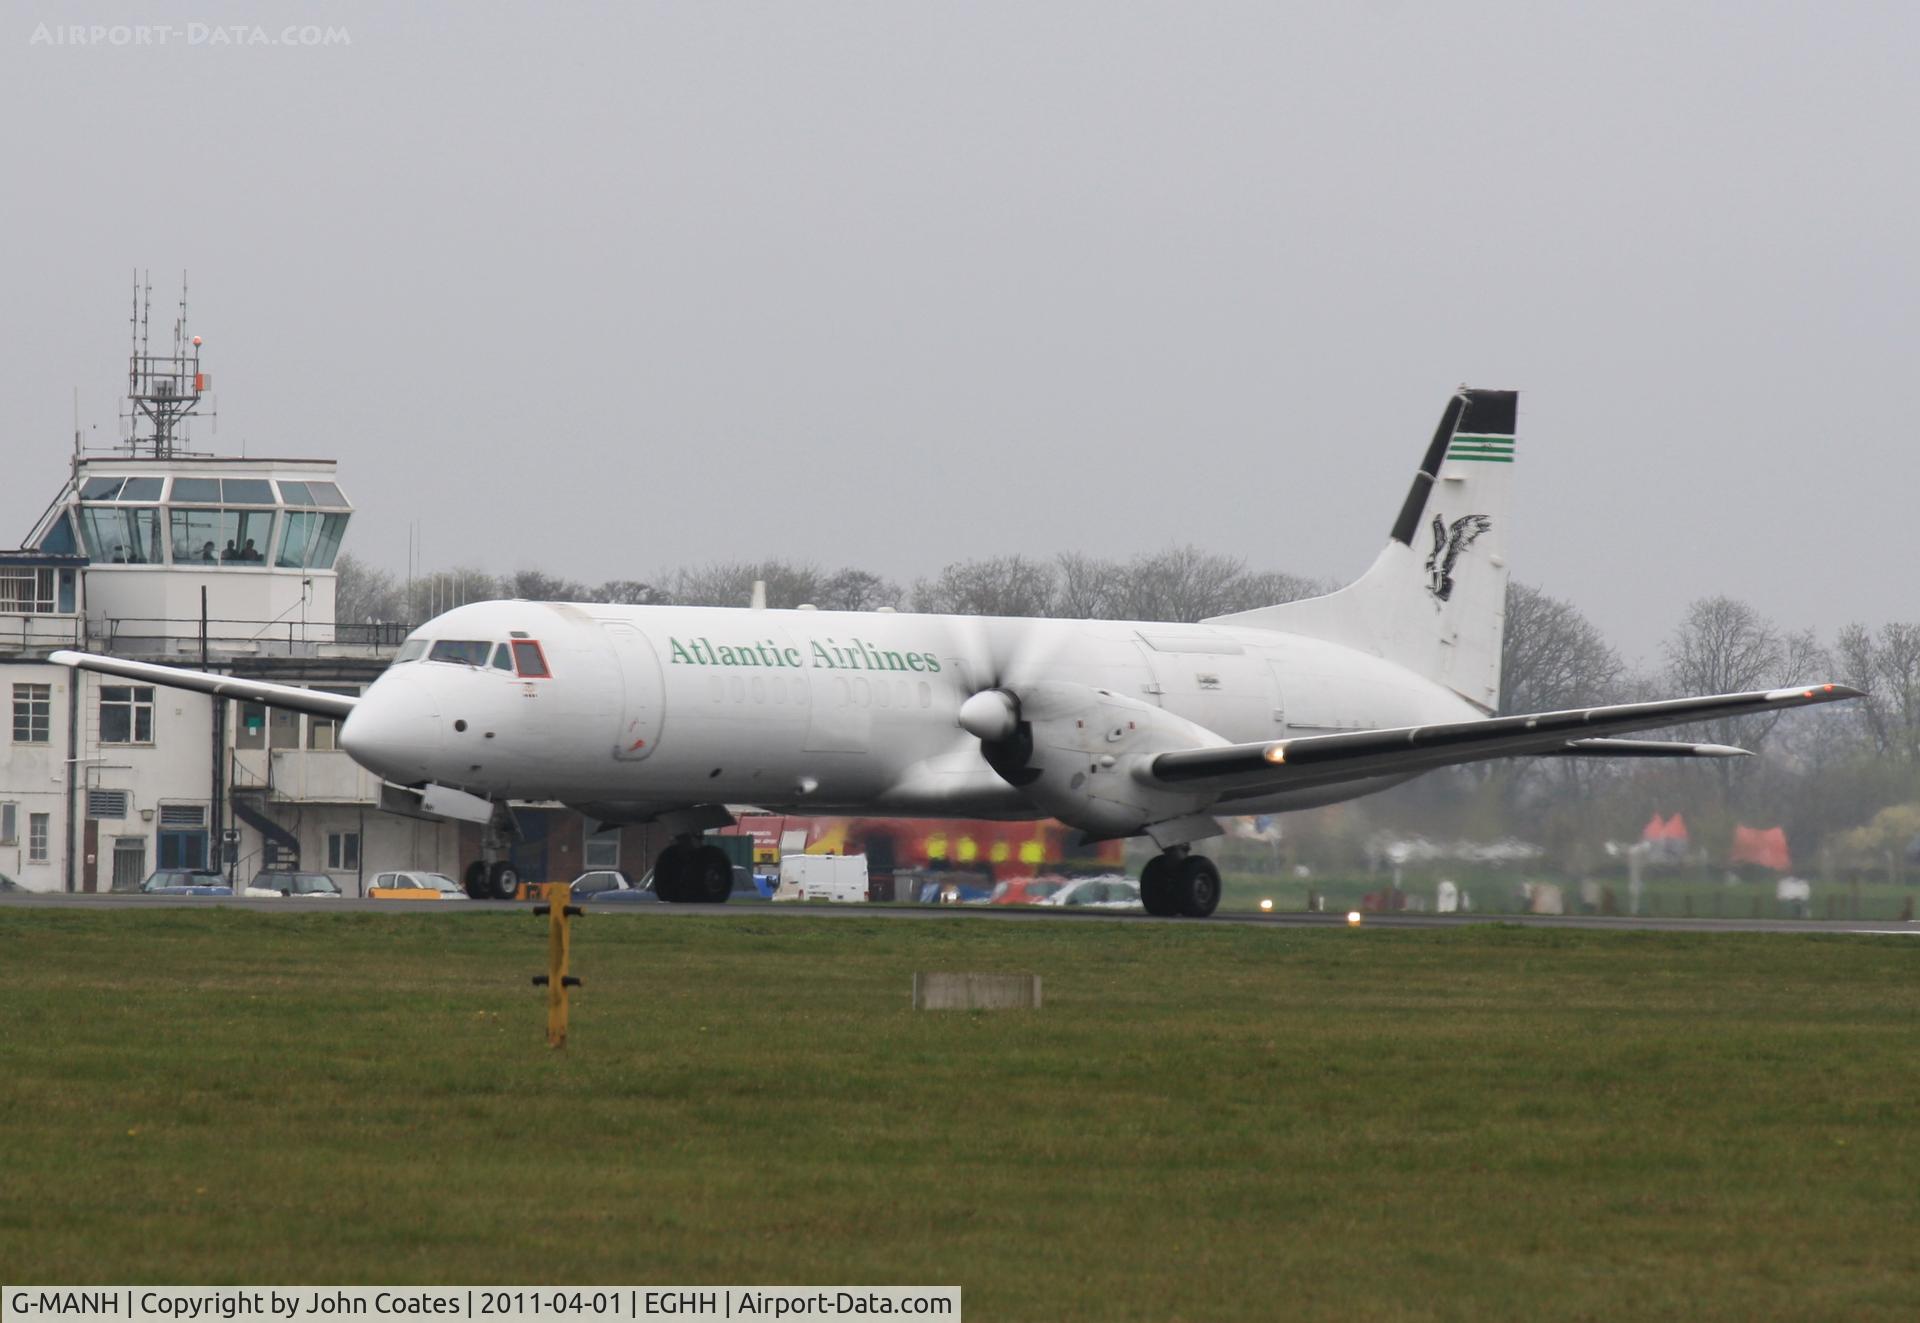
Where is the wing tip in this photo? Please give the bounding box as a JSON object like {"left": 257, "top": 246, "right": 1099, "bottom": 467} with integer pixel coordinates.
{"left": 1694, "top": 743, "right": 1753, "bottom": 758}
{"left": 1765, "top": 682, "right": 1865, "bottom": 703}
{"left": 47, "top": 649, "right": 82, "bottom": 667}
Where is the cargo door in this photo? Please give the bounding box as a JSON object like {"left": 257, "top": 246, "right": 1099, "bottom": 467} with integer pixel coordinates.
{"left": 1134, "top": 631, "right": 1276, "bottom": 742}
{"left": 602, "top": 622, "right": 665, "bottom": 761}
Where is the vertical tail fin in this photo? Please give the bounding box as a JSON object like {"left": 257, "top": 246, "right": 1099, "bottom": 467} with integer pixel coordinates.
{"left": 1207, "top": 387, "right": 1517, "bottom": 712}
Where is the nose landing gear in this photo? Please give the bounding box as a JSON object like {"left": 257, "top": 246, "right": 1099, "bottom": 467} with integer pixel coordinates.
{"left": 463, "top": 803, "right": 528, "bottom": 899}
{"left": 1140, "top": 847, "right": 1221, "bottom": 918}
{"left": 463, "top": 857, "right": 524, "bottom": 900}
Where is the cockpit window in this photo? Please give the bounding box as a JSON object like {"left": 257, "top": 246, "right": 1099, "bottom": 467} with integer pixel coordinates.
{"left": 511, "top": 640, "right": 551, "bottom": 678}
{"left": 394, "top": 639, "right": 428, "bottom": 663}
{"left": 490, "top": 644, "right": 514, "bottom": 672}
{"left": 428, "top": 640, "right": 492, "bottom": 666}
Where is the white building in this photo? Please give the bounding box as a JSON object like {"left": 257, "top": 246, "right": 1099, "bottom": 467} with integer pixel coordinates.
{"left": 3, "top": 292, "right": 664, "bottom": 894}
{"left": 0, "top": 451, "right": 475, "bottom": 892}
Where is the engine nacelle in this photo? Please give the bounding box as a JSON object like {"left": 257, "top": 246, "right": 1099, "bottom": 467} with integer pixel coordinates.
{"left": 979, "top": 681, "right": 1227, "bottom": 838}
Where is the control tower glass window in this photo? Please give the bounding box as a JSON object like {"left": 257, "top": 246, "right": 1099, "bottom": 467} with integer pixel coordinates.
{"left": 78, "top": 507, "right": 163, "bottom": 564}
{"left": 221, "top": 479, "right": 276, "bottom": 505}
{"left": 169, "top": 509, "right": 276, "bottom": 564}
{"left": 276, "top": 511, "right": 350, "bottom": 570}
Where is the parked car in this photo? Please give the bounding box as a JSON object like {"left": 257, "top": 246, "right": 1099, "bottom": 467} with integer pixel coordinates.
{"left": 569, "top": 869, "right": 659, "bottom": 903}
{"left": 244, "top": 870, "right": 344, "bottom": 899}
{"left": 989, "top": 876, "right": 1068, "bottom": 906}
{"left": 134, "top": 869, "right": 233, "bottom": 896}
{"left": 366, "top": 870, "right": 469, "bottom": 900}
{"left": 1035, "top": 876, "right": 1141, "bottom": 910}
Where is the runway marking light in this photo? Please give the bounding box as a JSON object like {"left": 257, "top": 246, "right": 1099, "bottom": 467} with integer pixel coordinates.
{"left": 1346, "top": 910, "right": 1363, "bottom": 927}
{"left": 1259, "top": 898, "right": 1273, "bottom": 912}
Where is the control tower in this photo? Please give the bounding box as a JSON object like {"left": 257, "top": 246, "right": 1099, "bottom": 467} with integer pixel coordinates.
{"left": 24, "top": 273, "right": 355, "bottom": 652}
{"left": 2, "top": 275, "right": 412, "bottom": 896}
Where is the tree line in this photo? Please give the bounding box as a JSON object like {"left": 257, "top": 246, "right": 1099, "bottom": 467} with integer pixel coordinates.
{"left": 335, "top": 551, "right": 1920, "bottom": 876}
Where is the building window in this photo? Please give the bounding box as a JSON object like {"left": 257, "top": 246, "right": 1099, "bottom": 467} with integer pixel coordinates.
{"left": 235, "top": 701, "right": 267, "bottom": 749}
{"left": 99, "top": 686, "right": 155, "bottom": 744}
{"left": 29, "top": 813, "right": 49, "bottom": 863}
{"left": 0, "top": 568, "right": 56, "bottom": 613}
{"left": 111, "top": 837, "right": 146, "bottom": 890}
{"left": 0, "top": 802, "right": 15, "bottom": 843}
{"left": 12, "top": 684, "right": 51, "bottom": 744}
{"left": 584, "top": 827, "right": 620, "bottom": 869}
{"left": 326, "top": 831, "right": 360, "bottom": 871}
{"left": 86, "top": 789, "right": 130, "bottom": 819}
{"left": 306, "top": 688, "right": 360, "bottom": 750}
{"left": 269, "top": 706, "right": 300, "bottom": 750}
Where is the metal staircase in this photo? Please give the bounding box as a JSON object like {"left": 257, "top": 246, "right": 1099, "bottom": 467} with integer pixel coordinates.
{"left": 230, "top": 788, "right": 300, "bottom": 870}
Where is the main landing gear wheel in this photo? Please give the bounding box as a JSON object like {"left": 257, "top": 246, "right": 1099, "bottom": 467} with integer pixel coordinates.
{"left": 650, "top": 842, "right": 734, "bottom": 903}
{"left": 488, "top": 860, "right": 522, "bottom": 901}
{"left": 1139, "top": 856, "right": 1180, "bottom": 917}
{"left": 652, "top": 843, "right": 690, "bottom": 902}
{"left": 464, "top": 861, "right": 490, "bottom": 899}
{"left": 688, "top": 844, "right": 734, "bottom": 904}
{"left": 1174, "top": 855, "right": 1222, "bottom": 919}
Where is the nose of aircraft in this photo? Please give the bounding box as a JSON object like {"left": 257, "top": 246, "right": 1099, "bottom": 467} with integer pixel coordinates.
{"left": 340, "top": 671, "right": 443, "bottom": 783}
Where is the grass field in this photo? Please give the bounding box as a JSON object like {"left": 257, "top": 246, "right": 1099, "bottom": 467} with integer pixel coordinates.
{"left": 2, "top": 908, "right": 1917, "bottom": 1320}
{"left": 1212, "top": 868, "right": 1920, "bottom": 924}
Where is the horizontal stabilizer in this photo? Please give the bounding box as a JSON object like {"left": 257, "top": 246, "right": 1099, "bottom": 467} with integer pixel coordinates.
{"left": 47, "top": 650, "right": 359, "bottom": 720}
{"left": 1144, "top": 682, "right": 1860, "bottom": 794}
{"left": 1542, "top": 738, "right": 1751, "bottom": 759}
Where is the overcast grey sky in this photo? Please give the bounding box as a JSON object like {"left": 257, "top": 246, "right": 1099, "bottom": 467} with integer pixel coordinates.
{"left": 3, "top": 1, "right": 1914, "bottom": 665}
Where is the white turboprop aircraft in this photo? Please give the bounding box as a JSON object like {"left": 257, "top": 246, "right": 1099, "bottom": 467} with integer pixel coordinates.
{"left": 53, "top": 388, "right": 1859, "bottom": 916}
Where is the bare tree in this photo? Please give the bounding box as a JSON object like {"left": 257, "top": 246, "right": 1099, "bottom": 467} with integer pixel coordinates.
{"left": 1120, "top": 545, "right": 1252, "bottom": 621}
{"left": 1834, "top": 621, "right": 1920, "bottom": 764}
{"left": 1664, "top": 596, "right": 1826, "bottom": 762}
{"left": 407, "top": 567, "right": 501, "bottom": 619}
{"left": 1052, "top": 547, "right": 1322, "bottom": 622}
{"left": 589, "top": 579, "right": 666, "bottom": 606}
{"left": 1500, "top": 582, "right": 1624, "bottom": 716}
{"left": 912, "top": 556, "right": 1057, "bottom": 617}
{"left": 1053, "top": 552, "right": 1128, "bottom": 620}
{"left": 1220, "top": 569, "right": 1328, "bottom": 613}
{"left": 333, "top": 553, "right": 405, "bottom": 624}
{"left": 816, "top": 568, "right": 902, "bottom": 613}
{"left": 506, "top": 569, "right": 588, "bottom": 602}
{"left": 666, "top": 560, "right": 826, "bottom": 609}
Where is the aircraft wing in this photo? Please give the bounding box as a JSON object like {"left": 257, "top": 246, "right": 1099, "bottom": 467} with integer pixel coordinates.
{"left": 47, "top": 650, "right": 360, "bottom": 721}
{"left": 1147, "top": 683, "right": 1859, "bottom": 797}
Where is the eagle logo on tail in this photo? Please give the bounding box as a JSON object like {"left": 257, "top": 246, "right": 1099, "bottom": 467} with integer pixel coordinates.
{"left": 1425, "top": 514, "right": 1491, "bottom": 602}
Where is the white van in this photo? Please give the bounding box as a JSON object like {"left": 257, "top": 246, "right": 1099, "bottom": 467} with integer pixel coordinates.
{"left": 773, "top": 854, "right": 870, "bottom": 903}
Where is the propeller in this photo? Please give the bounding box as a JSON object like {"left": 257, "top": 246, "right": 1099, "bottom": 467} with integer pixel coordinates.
{"left": 942, "top": 611, "right": 1090, "bottom": 790}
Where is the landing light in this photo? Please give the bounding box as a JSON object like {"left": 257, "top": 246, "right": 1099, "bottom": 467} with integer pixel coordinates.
{"left": 1346, "top": 911, "right": 1363, "bottom": 927}
{"left": 1264, "top": 744, "right": 1287, "bottom": 764}
{"left": 1259, "top": 898, "right": 1273, "bottom": 912}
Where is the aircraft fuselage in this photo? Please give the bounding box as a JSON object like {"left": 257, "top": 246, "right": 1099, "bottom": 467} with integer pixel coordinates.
{"left": 340, "top": 599, "right": 1482, "bottom": 823}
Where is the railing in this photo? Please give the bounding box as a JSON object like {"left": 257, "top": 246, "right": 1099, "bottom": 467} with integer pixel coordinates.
{"left": 99, "top": 616, "right": 412, "bottom": 657}
{"left": 230, "top": 747, "right": 272, "bottom": 794}
{"left": 0, "top": 613, "right": 84, "bottom": 653}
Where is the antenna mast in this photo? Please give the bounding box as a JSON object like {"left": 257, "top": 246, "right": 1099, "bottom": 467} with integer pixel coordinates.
{"left": 122, "top": 268, "right": 214, "bottom": 458}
